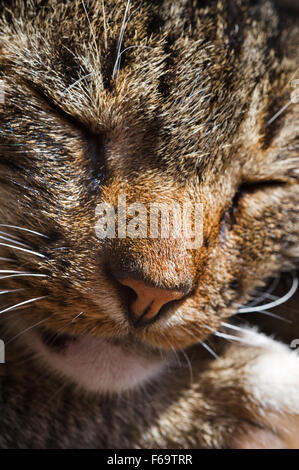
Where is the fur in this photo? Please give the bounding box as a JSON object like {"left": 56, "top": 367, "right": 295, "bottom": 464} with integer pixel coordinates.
{"left": 0, "top": 0, "right": 298, "bottom": 448}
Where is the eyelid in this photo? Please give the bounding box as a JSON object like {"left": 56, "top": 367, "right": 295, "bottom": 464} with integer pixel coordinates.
{"left": 24, "top": 79, "right": 89, "bottom": 133}
{"left": 221, "top": 179, "right": 287, "bottom": 228}
{"left": 24, "top": 79, "right": 106, "bottom": 159}
{"left": 228, "top": 180, "right": 287, "bottom": 220}
{"left": 233, "top": 180, "right": 287, "bottom": 203}
{"left": 238, "top": 180, "right": 287, "bottom": 193}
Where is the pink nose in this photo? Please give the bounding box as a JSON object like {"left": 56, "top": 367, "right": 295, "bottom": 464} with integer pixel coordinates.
{"left": 119, "top": 277, "right": 184, "bottom": 325}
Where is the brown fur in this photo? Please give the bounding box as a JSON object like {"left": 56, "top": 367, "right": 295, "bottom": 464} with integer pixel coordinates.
{"left": 0, "top": 0, "right": 298, "bottom": 448}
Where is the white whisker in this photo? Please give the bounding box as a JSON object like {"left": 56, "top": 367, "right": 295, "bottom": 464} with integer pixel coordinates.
{"left": 267, "top": 99, "right": 294, "bottom": 126}
{"left": 0, "top": 289, "right": 24, "bottom": 295}
{"left": 113, "top": 0, "right": 131, "bottom": 81}
{"left": 200, "top": 341, "right": 219, "bottom": 359}
{"left": 117, "top": 45, "right": 154, "bottom": 60}
{"left": 222, "top": 322, "right": 253, "bottom": 334}
{"left": 247, "top": 309, "right": 291, "bottom": 323}
{"left": 180, "top": 349, "right": 193, "bottom": 385}
{"left": 61, "top": 73, "right": 93, "bottom": 95}
{"left": 0, "top": 225, "right": 49, "bottom": 238}
{"left": 6, "top": 316, "right": 51, "bottom": 345}
{"left": 205, "top": 325, "right": 250, "bottom": 345}
{"left": 170, "top": 345, "right": 182, "bottom": 368}
{"left": 0, "top": 274, "right": 47, "bottom": 280}
{"left": 101, "top": 0, "right": 108, "bottom": 50}
{"left": 253, "top": 292, "right": 279, "bottom": 301}
{"left": 238, "top": 273, "right": 298, "bottom": 313}
{"left": 0, "top": 270, "right": 28, "bottom": 274}
{"left": 0, "top": 230, "right": 20, "bottom": 241}
{"left": 0, "top": 243, "right": 46, "bottom": 258}
{"left": 0, "top": 235, "right": 29, "bottom": 248}
{"left": 212, "top": 331, "right": 250, "bottom": 344}
{"left": 0, "top": 296, "right": 46, "bottom": 316}
{"left": 71, "top": 311, "right": 84, "bottom": 323}
{"left": 81, "top": 0, "right": 102, "bottom": 84}
{"left": 162, "top": 336, "right": 182, "bottom": 368}
{"left": 182, "top": 326, "right": 219, "bottom": 360}
{"left": 247, "top": 276, "right": 280, "bottom": 307}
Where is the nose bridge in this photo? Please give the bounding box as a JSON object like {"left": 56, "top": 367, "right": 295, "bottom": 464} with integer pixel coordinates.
{"left": 109, "top": 236, "right": 195, "bottom": 292}
{"left": 99, "top": 177, "right": 202, "bottom": 256}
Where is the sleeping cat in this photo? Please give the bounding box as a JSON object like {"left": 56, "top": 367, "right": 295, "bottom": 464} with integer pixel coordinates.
{"left": 0, "top": 0, "right": 298, "bottom": 448}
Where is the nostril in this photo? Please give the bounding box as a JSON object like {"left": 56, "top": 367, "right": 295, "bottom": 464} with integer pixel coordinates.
{"left": 114, "top": 281, "right": 138, "bottom": 315}
{"left": 122, "top": 284, "right": 137, "bottom": 306}
{"left": 116, "top": 276, "right": 186, "bottom": 326}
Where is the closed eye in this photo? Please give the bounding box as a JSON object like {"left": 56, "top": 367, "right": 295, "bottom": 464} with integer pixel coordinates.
{"left": 232, "top": 180, "right": 287, "bottom": 207}
{"left": 220, "top": 180, "right": 287, "bottom": 230}
{"left": 24, "top": 79, "right": 106, "bottom": 172}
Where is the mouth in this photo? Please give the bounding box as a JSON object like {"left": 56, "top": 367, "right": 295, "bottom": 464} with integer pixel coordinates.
{"left": 31, "top": 325, "right": 167, "bottom": 394}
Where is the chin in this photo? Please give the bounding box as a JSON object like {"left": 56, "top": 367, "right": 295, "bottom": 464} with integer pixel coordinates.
{"left": 26, "top": 328, "right": 167, "bottom": 394}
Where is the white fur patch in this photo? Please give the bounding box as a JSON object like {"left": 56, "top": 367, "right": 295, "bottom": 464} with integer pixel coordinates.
{"left": 242, "top": 329, "right": 299, "bottom": 414}
{"left": 27, "top": 331, "right": 166, "bottom": 394}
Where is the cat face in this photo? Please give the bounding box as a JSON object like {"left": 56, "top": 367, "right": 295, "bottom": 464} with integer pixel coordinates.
{"left": 0, "top": 0, "right": 298, "bottom": 392}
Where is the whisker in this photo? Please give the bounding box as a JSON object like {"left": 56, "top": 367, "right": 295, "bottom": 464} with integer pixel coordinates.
{"left": 204, "top": 325, "right": 250, "bottom": 345}
{"left": 238, "top": 273, "right": 298, "bottom": 313}
{"left": 0, "top": 270, "right": 29, "bottom": 274}
{"left": 81, "top": 0, "right": 102, "bottom": 84}
{"left": 71, "top": 311, "right": 84, "bottom": 323}
{"left": 0, "top": 235, "right": 30, "bottom": 248}
{"left": 182, "top": 326, "right": 219, "bottom": 360}
{"left": 200, "top": 341, "right": 219, "bottom": 360}
{"left": 116, "top": 45, "right": 154, "bottom": 61}
{"left": 6, "top": 316, "right": 51, "bottom": 345}
{"left": 101, "top": 0, "right": 108, "bottom": 50}
{"left": 244, "top": 309, "right": 291, "bottom": 323}
{"left": 162, "top": 336, "right": 182, "bottom": 368}
{"left": 113, "top": 0, "right": 131, "bottom": 81}
{"left": 0, "top": 225, "right": 49, "bottom": 238}
{"left": 253, "top": 292, "right": 279, "bottom": 301}
{"left": 0, "top": 289, "right": 24, "bottom": 295}
{"left": 267, "top": 99, "right": 294, "bottom": 126}
{"left": 180, "top": 349, "right": 193, "bottom": 385}
{"left": 0, "top": 230, "right": 20, "bottom": 241}
{"left": 212, "top": 331, "right": 250, "bottom": 344}
{"left": 247, "top": 276, "right": 280, "bottom": 307}
{"left": 250, "top": 293, "right": 298, "bottom": 316}
{"left": 222, "top": 322, "right": 247, "bottom": 332}
{"left": 0, "top": 243, "right": 46, "bottom": 258}
{"left": 0, "top": 274, "right": 47, "bottom": 280}
{"left": 0, "top": 258, "right": 15, "bottom": 263}
{"left": 170, "top": 345, "right": 182, "bottom": 368}
{"left": 0, "top": 296, "right": 46, "bottom": 315}
{"left": 61, "top": 73, "right": 93, "bottom": 95}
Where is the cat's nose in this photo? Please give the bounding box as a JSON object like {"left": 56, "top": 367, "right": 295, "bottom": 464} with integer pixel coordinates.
{"left": 117, "top": 276, "right": 185, "bottom": 326}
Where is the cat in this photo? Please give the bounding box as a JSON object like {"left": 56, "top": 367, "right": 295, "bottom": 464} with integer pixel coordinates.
{"left": 0, "top": 0, "right": 298, "bottom": 448}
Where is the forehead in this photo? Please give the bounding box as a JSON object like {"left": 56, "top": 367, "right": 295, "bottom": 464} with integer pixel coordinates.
{"left": 1, "top": 0, "right": 280, "bottom": 180}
